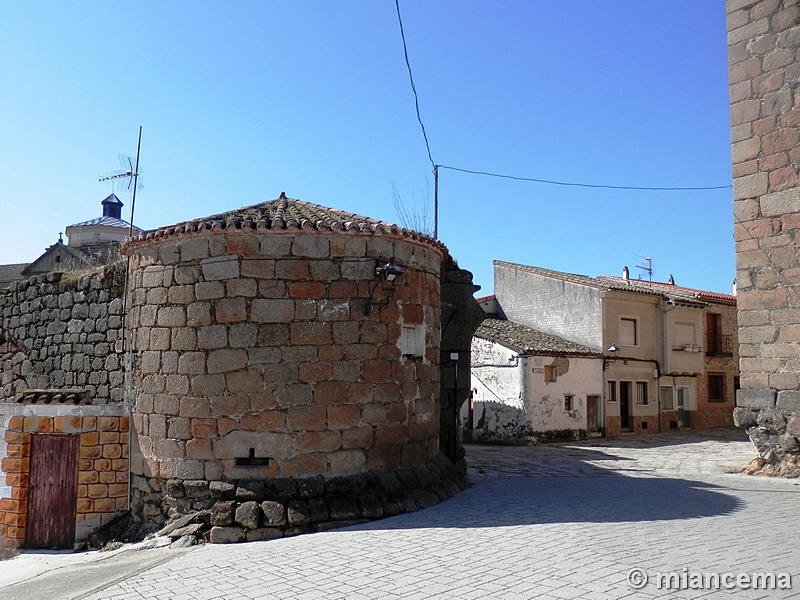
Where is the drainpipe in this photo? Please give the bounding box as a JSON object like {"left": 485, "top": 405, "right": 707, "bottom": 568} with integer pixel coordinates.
{"left": 656, "top": 299, "right": 677, "bottom": 433}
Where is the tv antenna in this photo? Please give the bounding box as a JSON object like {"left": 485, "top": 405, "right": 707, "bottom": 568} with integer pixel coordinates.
{"left": 634, "top": 254, "right": 653, "bottom": 285}
{"left": 99, "top": 127, "right": 143, "bottom": 236}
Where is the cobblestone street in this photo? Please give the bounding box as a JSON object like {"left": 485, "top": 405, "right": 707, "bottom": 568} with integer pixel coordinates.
{"left": 3, "top": 428, "right": 800, "bottom": 599}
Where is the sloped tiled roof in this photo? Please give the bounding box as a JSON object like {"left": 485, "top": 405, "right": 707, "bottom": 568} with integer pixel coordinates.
{"left": 0, "top": 263, "right": 30, "bottom": 286}
{"left": 599, "top": 276, "right": 736, "bottom": 305}
{"left": 67, "top": 216, "right": 139, "bottom": 229}
{"left": 494, "top": 260, "right": 708, "bottom": 307}
{"left": 475, "top": 316, "right": 601, "bottom": 357}
{"left": 21, "top": 243, "right": 93, "bottom": 275}
{"left": 122, "top": 195, "right": 446, "bottom": 254}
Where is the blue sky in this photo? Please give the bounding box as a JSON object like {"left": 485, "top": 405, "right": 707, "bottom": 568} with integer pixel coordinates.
{"left": 0, "top": 1, "right": 734, "bottom": 294}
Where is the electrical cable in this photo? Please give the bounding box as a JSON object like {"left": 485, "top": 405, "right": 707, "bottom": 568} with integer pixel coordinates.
{"left": 395, "top": 0, "right": 435, "bottom": 169}
{"left": 393, "top": 2, "right": 732, "bottom": 194}
{"left": 437, "top": 164, "right": 732, "bottom": 192}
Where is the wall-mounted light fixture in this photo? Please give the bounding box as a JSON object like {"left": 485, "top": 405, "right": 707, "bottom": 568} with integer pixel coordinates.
{"left": 376, "top": 259, "right": 404, "bottom": 283}
{"left": 365, "top": 258, "right": 404, "bottom": 315}
{"left": 603, "top": 343, "right": 619, "bottom": 371}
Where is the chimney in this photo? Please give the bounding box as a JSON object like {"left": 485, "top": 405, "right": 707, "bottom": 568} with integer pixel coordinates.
{"left": 622, "top": 266, "right": 629, "bottom": 281}
{"left": 102, "top": 194, "right": 124, "bottom": 220}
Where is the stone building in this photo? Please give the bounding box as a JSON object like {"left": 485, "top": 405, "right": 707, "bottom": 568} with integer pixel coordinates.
{"left": 121, "top": 195, "right": 472, "bottom": 540}
{"left": 727, "top": 0, "right": 800, "bottom": 474}
{"left": 465, "top": 314, "right": 603, "bottom": 444}
{"left": 0, "top": 194, "right": 481, "bottom": 549}
{"left": 0, "top": 193, "right": 138, "bottom": 287}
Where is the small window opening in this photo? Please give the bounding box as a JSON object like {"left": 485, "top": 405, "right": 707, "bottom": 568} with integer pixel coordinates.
{"left": 235, "top": 448, "right": 271, "bottom": 467}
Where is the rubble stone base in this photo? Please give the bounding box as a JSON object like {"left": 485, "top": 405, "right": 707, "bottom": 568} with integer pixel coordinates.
{"left": 130, "top": 453, "right": 468, "bottom": 543}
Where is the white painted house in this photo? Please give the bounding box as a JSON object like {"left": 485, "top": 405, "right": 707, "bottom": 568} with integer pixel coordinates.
{"left": 465, "top": 315, "right": 603, "bottom": 443}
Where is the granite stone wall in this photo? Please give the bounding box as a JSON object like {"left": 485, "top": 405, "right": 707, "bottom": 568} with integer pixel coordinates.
{"left": 0, "top": 266, "right": 126, "bottom": 404}
{"left": 727, "top": 0, "right": 800, "bottom": 474}
{"left": 122, "top": 228, "right": 460, "bottom": 531}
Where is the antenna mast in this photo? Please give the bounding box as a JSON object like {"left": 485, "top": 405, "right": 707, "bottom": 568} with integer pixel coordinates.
{"left": 98, "top": 126, "right": 143, "bottom": 237}
{"left": 634, "top": 254, "right": 653, "bottom": 285}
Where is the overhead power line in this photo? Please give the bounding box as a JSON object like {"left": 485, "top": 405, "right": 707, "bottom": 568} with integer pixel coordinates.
{"left": 392, "top": 0, "right": 731, "bottom": 241}
{"left": 437, "top": 165, "right": 732, "bottom": 191}
{"left": 395, "top": 0, "right": 434, "bottom": 169}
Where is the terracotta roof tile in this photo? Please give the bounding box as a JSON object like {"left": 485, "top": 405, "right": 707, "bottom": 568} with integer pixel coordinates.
{"left": 494, "top": 260, "right": 710, "bottom": 307}
{"left": 122, "top": 195, "right": 447, "bottom": 255}
{"left": 599, "top": 276, "right": 736, "bottom": 304}
{"left": 475, "top": 317, "right": 601, "bottom": 357}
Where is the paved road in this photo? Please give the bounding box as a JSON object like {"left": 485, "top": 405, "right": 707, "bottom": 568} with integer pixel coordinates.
{"left": 3, "top": 428, "right": 800, "bottom": 599}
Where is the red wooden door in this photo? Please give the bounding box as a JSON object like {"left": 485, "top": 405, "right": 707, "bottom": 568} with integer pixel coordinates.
{"left": 25, "top": 434, "right": 80, "bottom": 549}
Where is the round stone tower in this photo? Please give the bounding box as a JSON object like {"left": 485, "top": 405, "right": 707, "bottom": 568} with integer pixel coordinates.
{"left": 121, "top": 196, "right": 466, "bottom": 540}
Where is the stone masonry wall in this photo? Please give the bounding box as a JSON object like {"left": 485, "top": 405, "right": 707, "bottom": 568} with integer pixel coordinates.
{"left": 123, "top": 228, "right": 452, "bottom": 531}
{"left": 0, "top": 266, "right": 126, "bottom": 404}
{"left": 728, "top": 0, "right": 800, "bottom": 472}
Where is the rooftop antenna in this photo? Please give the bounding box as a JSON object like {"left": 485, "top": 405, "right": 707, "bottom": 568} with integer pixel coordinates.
{"left": 634, "top": 254, "right": 653, "bottom": 285}
{"left": 99, "top": 126, "right": 143, "bottom": 237}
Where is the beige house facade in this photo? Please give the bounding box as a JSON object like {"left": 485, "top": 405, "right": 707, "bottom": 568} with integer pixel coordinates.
{"left": 493, "top": 261, "right": 738, "bottom": 437}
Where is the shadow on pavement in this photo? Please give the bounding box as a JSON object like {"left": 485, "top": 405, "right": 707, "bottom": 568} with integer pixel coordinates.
{"left": 355, "top": 473, "right": 742, "bottom": 531}
{"left": 563, "top": 427, "right": 750, "bottom": 450}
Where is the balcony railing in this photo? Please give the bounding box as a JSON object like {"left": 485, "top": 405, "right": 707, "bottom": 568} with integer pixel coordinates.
{"left": 706, "top": 333, "right": 734, "bottom": 357}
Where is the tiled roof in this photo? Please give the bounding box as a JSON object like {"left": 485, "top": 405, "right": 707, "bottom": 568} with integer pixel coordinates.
{"left": 475, "top": 316, "right": 601, "bottom": 357}
{"left": 494, "top": 261, "right": 608, "bottom": 289}
{"left": 67, "top": 216, "right": 140, "bottom": 230}
{"left": 0, "top": 263, "right": 30, "bottom": 286}
{"left": 20, "top": 243, "right": 94, "bottom": 276}
{"left": 494, "top": 260, "right": 708, "bottom": 307}
{"left": 122, "top": 194, "right": 447, "bottom": 254}
{"left": 599, "top": 276, "right": 736, "bottom": 305}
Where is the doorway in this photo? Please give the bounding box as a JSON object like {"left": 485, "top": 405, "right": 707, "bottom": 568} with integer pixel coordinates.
{"left": 619, "top": 382, "right": 632, "bottom": 430}
{"left": 25, "top": 434, "right": 80, "bottom": 549}
{"left": 586, "top": 395, "right": 601, "bottom": 433}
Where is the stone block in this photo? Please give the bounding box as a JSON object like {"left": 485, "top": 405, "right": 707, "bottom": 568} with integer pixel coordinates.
{"left": 777, "top": 390, "right": 800, "bottom": 413}
{"left": 261, "top": 500, "right": 287, "bottom": 526}
{"left": 211, "top": 500, "right": 235, "bottom": 526}
{"left": 187, "top": 376, "right": 224, "bottom": 401}
{"left": 733, "top": 406, "right": 758, "bottom": 429}
{"left": 215, "top": 297, "right": 247, "bottom": 323}
{"left": 195, "top": 281, "right": 225, "bottom": 300}
{"left": 241, "top": 259, "right": 275, "bottom": 279}
{"left": 328, "top": 497, "right": 359, "bottom": 521}
{"left": 246, "top": 528, "right": 283, "bottom": 542}
{"left": 251, "top": 299, "right": 294, "bottom": 323}
{"left": 287, "top": 500, "right": 311, "bottom": 526}
{"left": 157, "top": 306, "right": 186, "bottom": 328}
{"left": 328, "top": 450, "right": 366, "bottom": 474}
{"left": 224, "top": 235, "right": 259, "bottom": 256}
{"left": 201, "top": 257, "right": 239, "bottom": 281}
{"left": 235, "top": 501, "right": 260, "bottom": 529}
{"left": 209, "top": 526, "right": 245, "bottom": 544}
{"left": 228, "top": 323, "right": 257, "bottom": 348}
{"left": 209, "top": 481, "right": 236, "bottom": 499}
{"left": 295, "top": 428, "right": 342, "bottom": 454}
{"left": 307, "top": 498, "right": 329, "bottom": 523}
{"left": 207, "top": 349, "right": 248, "bottom": 373}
